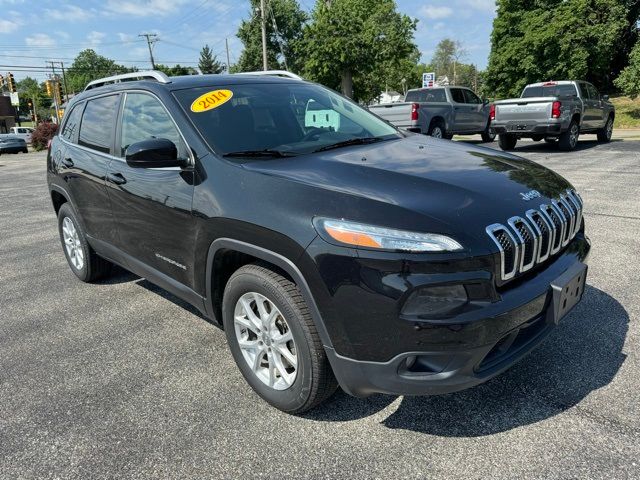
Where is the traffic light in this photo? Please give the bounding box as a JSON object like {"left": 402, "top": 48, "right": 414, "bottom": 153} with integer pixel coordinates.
{"left": 45, "top": 80, "right": 53, "bottom": 97}
{"left": 55, "top": 81, "right": 64, "bottom": 102}
{"left": 7, "top": 72, "right": 16, "bottom": 93}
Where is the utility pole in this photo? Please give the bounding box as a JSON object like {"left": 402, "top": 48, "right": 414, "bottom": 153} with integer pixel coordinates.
{"left": 260, "top": 0, "right": 268, "bottom": 71}
{"left": 47, "top": 62, "right": 61, "bottom": 124}
{"left": 139, "top": 33, "right": 158, "bottom": 69}
{"left": 60, "top": 62, "right": 70, "bottom": 103}
{"left": 225, "top": 38, "right": 231, "bottom": 73}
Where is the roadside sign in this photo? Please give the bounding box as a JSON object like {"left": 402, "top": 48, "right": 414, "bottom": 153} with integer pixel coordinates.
{"left": 9, "top": 92, "right": 19, "bottom": 106}
{"left": 422, "top": 72, "right": 435, "bottom": 88}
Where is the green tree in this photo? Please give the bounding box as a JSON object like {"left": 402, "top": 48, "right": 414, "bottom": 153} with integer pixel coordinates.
{"left": 199, "top": 44, "right": 225, "bottom": 74}
{"left": 300, "top": 0, "right": 417, "bottom": 101}
{"left": 235, "top": 0, "right": 307, "bottom": 72}
{"left": 485, "top": 0, "right": 637, "bottom": 98}
{"left": 16, "top": 77, "right": 43, "bottom": 116}
{"left": 155, "top": 64, "right": 198, "bottom": 76}
{"left": 65, "top": 49, "right": 135, "bottom": 93}
{"left": 615, "top": 41, "right": 640, "bottom": 99}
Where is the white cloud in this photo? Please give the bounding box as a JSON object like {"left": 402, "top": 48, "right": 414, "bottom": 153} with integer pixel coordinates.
{"left": 105, "top": 0, "right": 187, "bottom": 17}
{"left": 420, "top": 6, "right": 453, "bottom": 19}
{"left": 87, "top": 31, "right": 106, "bottom": 45}
{"left": 0, "top": 19, "right": 20, "bottom": 33}
{"left": 45, "top": 4, "right": 94, "bottom": 22}
{"left": 25, "top": 33, "right": 55, "bottom": 47}
{"left": 118, "top": 32, "right": 136, "bottom": 42}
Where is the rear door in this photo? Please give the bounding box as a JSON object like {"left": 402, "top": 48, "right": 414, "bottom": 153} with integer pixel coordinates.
{"left": 449, "top": 88, "right": 471, "bottom": 132}
{"left": 106, "top": 91, "right": 196, "bottom": 288}
{"left": 462, "top": 89, "right": 487, "bottom": 132}
{"left": 59, "top": 95, "right": 119, "bottom": 244}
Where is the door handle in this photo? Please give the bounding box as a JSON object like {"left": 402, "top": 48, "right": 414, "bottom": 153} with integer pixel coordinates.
{"left": 106, "top": 172, "right": 127, "bottom": 185}
{"left": 61, "top": 157, "right": 74, "bottom": 167}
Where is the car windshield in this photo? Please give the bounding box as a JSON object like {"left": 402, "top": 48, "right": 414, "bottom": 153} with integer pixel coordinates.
{"left": 522, "top": 84, "right": 577, "bottom": 98}
{"left": 173, "top": 81, "right": 401, "bottom": 157}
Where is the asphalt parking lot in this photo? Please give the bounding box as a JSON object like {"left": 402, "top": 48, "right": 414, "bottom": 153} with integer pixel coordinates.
{"left": 1, "top": 136, "right": 639, "bottom": 479}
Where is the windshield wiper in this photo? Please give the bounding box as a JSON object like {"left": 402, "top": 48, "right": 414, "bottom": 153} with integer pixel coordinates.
{"left": 223, "top": 149, "right": 297, "bottom": 158}
{"left": 312, "top": 137, "right": 385, "bottom": 153}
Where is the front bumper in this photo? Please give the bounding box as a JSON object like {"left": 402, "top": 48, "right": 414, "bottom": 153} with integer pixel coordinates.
{"left": 304, "top": 233, "right": 590, "bottom": 397}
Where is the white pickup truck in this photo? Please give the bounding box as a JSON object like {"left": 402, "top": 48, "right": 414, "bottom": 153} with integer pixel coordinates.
{"left": 0, "top": 126, "right": 34, "bottom": 143}
{"left": 491, "top": 81, "right": 615, "bottom": 151}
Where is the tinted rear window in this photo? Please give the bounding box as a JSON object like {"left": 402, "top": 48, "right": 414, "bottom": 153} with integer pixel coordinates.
{"left": 522, "top": 84, "right": 577, "bottom": 98}
{"left": 405, "top": 88, "right": 446, "bottom": 103}
{"left": 78, "top": 95, "right": 119, "bottom": 154}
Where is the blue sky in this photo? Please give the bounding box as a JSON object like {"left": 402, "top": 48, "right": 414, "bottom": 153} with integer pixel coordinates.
{"left": 0, "top": 0, "right": 496, "bottom": 82}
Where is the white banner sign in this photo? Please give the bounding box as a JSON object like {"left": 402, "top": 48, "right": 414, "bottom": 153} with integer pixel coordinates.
{"left": 422, "top": 72, "right": 435, "bottom": 88}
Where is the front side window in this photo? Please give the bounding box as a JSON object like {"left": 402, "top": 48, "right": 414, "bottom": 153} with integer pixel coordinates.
{"left": 463, "top": 89, "right": 482, "bottom": 104}
{"left": 120, "top": 93, "right": 188, "bottom": 159}
{"left": 173, "top": 82, "right": 400, "bottom": 156}
{"left": 61, "top": 103, "right": 84, "bottom": 143}
{"left": 586, "top": 84, "right": 600, "bottom": 100}
{"left": 78, "top": 95, "right": 119, "bottom": 154}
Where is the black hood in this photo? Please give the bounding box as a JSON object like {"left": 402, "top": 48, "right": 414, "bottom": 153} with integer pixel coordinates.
{"left": 240, "top": 135, "right": 573, "bottom": 246}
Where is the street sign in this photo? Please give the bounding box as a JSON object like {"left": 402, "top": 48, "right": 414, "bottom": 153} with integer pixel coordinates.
{"left": 9, "top": 92, "right": 19, "bottom": 106}
{"left": 422, "top": 72, "right": 435, "bottom": 88}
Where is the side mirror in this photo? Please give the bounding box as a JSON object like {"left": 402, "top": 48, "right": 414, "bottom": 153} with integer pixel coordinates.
{"left": 483, "top": 98, "right": 490, "bottom": 105}
{"left": 125, "top": 138, "right": 186, "bottom": 169}
{"left": 602, "top": 94, "right": 609, "bottom": 101}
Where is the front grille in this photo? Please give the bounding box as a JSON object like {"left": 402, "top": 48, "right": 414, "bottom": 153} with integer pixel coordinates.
{"left": 486, "top": 189, "right": 583, "bottom": 282}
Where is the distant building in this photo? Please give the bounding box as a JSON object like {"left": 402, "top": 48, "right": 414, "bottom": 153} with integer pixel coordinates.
{"left": 0, "top": 96, "right": 17, "bottom": 133}
{"left": 373, "top": 90, "right": 404, "bottom": 105}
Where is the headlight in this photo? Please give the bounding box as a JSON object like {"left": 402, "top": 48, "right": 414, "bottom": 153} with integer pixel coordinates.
{"left": 314, "top": 218, "right": 463, "bottom": 252}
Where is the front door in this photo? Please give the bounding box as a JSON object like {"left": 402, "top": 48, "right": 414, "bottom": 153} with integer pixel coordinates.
{"left": 106, "top": 91, "right": 196, "bottom": 288}
{"left": 462, "top": 89, "right": 488, "bottom": 132}
{"left": 449, "top": 88, "right": 472, "bottom": 132}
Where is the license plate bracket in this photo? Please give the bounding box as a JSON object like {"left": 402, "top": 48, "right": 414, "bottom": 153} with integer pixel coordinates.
{"left": 549, "top": 263, "right": 587, "bottom": 324}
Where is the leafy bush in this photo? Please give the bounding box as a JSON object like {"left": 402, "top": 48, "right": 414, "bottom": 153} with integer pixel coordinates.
{"left": 31, "top": 122, "right": 58, "bottom": 151}
{"left": 615, "top": 41, "right": 640, "bottom": 100}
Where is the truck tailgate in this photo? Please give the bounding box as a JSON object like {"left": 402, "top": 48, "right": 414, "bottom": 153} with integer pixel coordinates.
{"left": 369, "top": 103, "right": 414, "bottom": 129}
{"left": 494, "top": 97, "right": 554, "bottom": 123}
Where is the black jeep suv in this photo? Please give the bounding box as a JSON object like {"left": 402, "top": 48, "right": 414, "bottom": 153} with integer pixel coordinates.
{"left": 47, "top": 71, "right": 590, "bottom": 413}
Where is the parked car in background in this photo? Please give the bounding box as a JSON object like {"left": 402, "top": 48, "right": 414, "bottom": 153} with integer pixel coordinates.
{"left": 369, "top": 86, "right": 496, "bottom": 141}
{"left": 491, "top": 81, "right": 615, "bottom": 151}
{"left": 0, "top": 126, "right": 34, "bottom": 144}
{"left": 0, "top": 136, "right": 28, "bottom": 154}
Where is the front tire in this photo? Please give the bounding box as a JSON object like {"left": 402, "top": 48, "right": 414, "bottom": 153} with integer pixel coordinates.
{"left": 480, "top": 123, "right": 496, "bottom": 142}
{"left": 597, "top": 116, "right": 613, "bottom": 143}
{"left": 559, "top": 120, "right": 580, "bottom": 151}
{"left": 57, "top": 203, "right": 112, "bottom": 282}
{"left": 222, "top": 263, "right": 338, "bottom": 413}
{"left": 498, "top": 133, "right": 518, "bottom": 150}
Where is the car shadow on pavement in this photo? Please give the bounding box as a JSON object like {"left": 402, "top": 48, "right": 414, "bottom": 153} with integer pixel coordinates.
{"left": 307, "top": 285, "right": 628, "bottom": 435}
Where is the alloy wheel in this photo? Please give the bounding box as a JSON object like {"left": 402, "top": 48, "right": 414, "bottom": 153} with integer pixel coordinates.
{"left": 570, "top": 124, "right": 579, "bottom": 148}
{"left": 234, "top": 292, "right": 298, "bottom": 390}
{"left": 62, "top": 217, "right": 84, "bottom": 270}
{"left": 431, "top": 126, "right": 443, "bottom": 139}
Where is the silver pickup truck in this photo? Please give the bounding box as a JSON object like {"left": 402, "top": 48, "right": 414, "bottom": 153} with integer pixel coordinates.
{"left": 492, "top": 80, "right": 615, "bottom": 151}
{"left": 369, "top": 86, "right": 495, "bottom": 142}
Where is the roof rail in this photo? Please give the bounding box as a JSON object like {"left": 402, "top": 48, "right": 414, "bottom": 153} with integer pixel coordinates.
{"left": 84, "top": 71, "right": 171, "bottom": 91}
{"left": 235, "top": 70, "right": 302, "bottom": 81}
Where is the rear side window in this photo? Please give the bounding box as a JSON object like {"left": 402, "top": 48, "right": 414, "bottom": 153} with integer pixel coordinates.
{"left": 78, "top": 95, "right": 119, "bottom": 154}
{"left": 60, "top": 103, "right": 84, "bottom": 143}
{"left": 405, "top": 88, "right": 446, "bottom": 103}
{"left": 522, "top": 84, "right": 578, "bottom": 98}
{"left": 450, "top": 88, "right": 466, "bottom": 103}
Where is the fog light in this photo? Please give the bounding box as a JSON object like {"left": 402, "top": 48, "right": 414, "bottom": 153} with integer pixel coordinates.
{"left": 401, "top": 284, "right": 468, "bottom": 318}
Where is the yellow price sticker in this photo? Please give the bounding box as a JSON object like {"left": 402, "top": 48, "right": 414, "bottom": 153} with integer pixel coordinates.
{"left": 191, "top": 89, "right": 234, "bottom": 112}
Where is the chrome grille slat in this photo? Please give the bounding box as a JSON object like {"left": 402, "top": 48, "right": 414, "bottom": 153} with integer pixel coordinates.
{"left": 486, "top": 189, "right": 582, "bottom": 282}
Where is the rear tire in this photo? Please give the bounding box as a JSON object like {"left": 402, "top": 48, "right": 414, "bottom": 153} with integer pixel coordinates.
{"left": 559, "top": 120, "right": 580, "bottom": 151}
{"left": 597, "top": 116, "right": 613, "bottom": 143}
{"left": 498, "top": 133, "right": 518, "bottom": 151}
{"left": 57, "top": 203, "right": 112, "bottom": 282}
{"left": 222, "top": 263, "right": 338, "bottom": 413}
{"left": 428, "top": 120, "right": 447, "bottom": 140}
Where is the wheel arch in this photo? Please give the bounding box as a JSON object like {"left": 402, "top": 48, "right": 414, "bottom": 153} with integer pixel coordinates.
{"left": 205, "top": 238, "right": 335, "bottom": 351}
